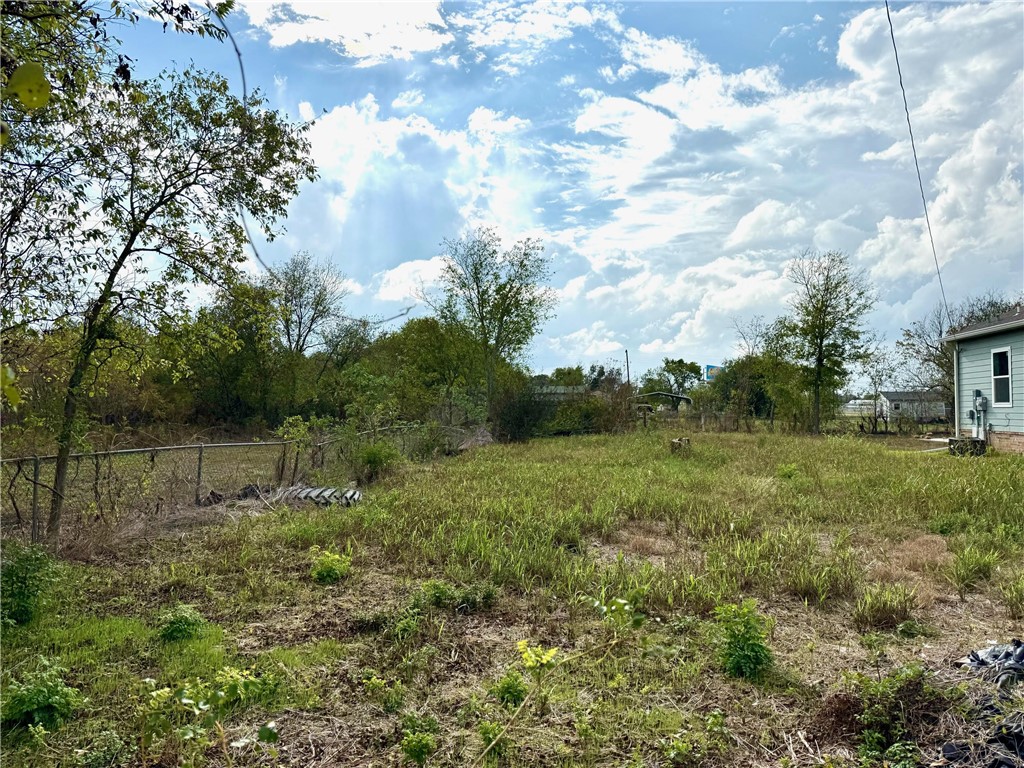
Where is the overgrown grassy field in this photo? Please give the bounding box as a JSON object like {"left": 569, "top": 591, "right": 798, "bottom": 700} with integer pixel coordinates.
{"left": 2, "top": 431, "right": 1022, "bottom": 767}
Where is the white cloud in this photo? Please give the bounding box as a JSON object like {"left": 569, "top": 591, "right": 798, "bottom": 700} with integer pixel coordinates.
{"left": 549, "top": 321, "right": 622, "bottom": 358}
{"left": 238, "top": 1, "right": 452, "bottom": 64}
{"left": 726, "top": 200, "right": 809, "bottom": 249}
{"left": 375, "top": 257, "right": 447, "bottom": 302}
{"left": 392, "top": 89, "right": 424, "bottom": 109}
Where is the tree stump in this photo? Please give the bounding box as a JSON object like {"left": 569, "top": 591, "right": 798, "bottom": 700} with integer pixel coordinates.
{"left": 670, "top": 437, "right": 692, "bottom": 457}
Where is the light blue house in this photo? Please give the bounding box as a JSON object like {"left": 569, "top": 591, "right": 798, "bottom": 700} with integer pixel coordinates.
{"left": 943, "top": 305, "right": 1024, "bottom": 453}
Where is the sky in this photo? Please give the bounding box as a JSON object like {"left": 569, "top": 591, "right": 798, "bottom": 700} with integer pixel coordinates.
{"left": 123, "top": 1, "right": 1024, "bottom": 378}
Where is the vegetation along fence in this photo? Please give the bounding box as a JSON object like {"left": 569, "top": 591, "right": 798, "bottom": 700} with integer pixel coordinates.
{"left": 0, "top": 424, "right": 454, "bottom": 544}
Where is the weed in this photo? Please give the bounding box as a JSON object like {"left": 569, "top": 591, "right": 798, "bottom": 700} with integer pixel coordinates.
{"left": 417, "top": 579, "right": 497, "bottom": 614}
{"left": 0, "top": 541, "right": 55, "bottom": 627}
{"left": 852, "top": 584, "right": 916, "bottom": 631}
{"left": 139, "top": 668, "right": 279, "bottom": 763}
{"left": 363, "top": 675, "right": 405, "bottom": 713}
{"left": 713, "top": 599, "right": 773, "bottom": 681}
{"left": 391, "top": 612, "right": 422, "bottom": 643}
{"left": 776, "top": 462, "right": 799, "bottom": 479}
{"left": 837, "top": 665, "right": 959, "bottom": 766}
{"left": 400, "top": 731, "right": 437, "bottom": 766}
{"left": 81, "top": 729, "right": 132, "bottom": 768}
{"left": 309, "top": 545, "right": 352, "bottom": 584}
{"left": 489, "top": 669, "right": 528, "bottom": 709}
{"left": 156, "top": 603, "right": 206, "bottom": 642}
{"left": 0, "top": 658, "right": 84, "bottom": 730}
{"left": 400, "top": 711, "right": 439, "bottom": 735}
{"left": 477, "top": 719, "right": 507, "bottom": 761}
{"left": 660, "top": 710, "right": 729, "bottom": 766}
{"left": 946, "top": 545, "right": 1000, "bottom": 599}
{"left": 998, "top": 572, "right": 1024, "bottom": 619}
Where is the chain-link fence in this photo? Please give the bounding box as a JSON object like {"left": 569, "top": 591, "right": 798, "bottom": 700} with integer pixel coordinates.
{"left": 0, "top": 423, "right": 473, "bottom": 544}
{"left": 1, "top": 441, "right": 308, "bottom": 543}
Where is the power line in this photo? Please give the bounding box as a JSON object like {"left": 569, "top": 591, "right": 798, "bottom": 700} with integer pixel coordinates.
{"left": 883, "top": 0, "right": 954, "bottom": 331}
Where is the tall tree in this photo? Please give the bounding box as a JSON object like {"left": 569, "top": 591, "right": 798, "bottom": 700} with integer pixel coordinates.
{"left": 1, "top": 0, "right": 231, "bottom": 333}
{"left": 781, "top": 250, "right": 876, "bottom": 433}
{"left": 272, "top": 251, "right": 350, "bottom": 411}
{"left": 896, "top": 291, "right": 1022, "bottom": 412}
{"left": 40, "top": 68, "right": 315, "bottom": 547}
{"left": 429, "top": 227, "right": 555, "bottom": 421}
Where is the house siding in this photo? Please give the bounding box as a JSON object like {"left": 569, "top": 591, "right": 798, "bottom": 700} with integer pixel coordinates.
{"left": 956, "top": 329, "right": 1024, "bottom": 449}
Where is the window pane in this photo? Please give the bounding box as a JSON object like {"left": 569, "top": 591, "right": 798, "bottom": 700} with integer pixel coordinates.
{"left": 993, "top": 351, "right": 1009, "bottom": 377}
{"left": 994, "top": 378, "right": 1010, "bottom": 404}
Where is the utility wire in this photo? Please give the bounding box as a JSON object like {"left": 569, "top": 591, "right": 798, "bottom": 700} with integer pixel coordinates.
{"left": 884, "top": 0, "right": 954, "bottom": 331}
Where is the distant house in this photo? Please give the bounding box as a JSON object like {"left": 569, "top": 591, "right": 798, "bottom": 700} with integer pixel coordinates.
{"left": 534, "top": 385, "right": 586, "bottom": 402}
{"left": 941, "top": 305, "right": 1024, "bottom": 453}
{"left": 878, "top": 391, "right": 947, "bottom": 423}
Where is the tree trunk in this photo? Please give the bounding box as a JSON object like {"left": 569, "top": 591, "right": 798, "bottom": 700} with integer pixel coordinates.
{"left": 46, "top": 327, "right": 99, "bottom": 549}
{"left": 46, "top": 229, "right": 142, "bottom": 548}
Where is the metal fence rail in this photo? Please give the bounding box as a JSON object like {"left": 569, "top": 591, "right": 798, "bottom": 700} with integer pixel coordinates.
{"left": 1, "top": 440, "right": 306, "bottom": 543}
{"left": 0, "top": 423, "right": 468, "bottom": 544}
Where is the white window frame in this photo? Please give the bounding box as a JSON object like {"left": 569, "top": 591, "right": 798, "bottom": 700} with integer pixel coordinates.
{"left": 991, "top": 346, "right": 1012, "bottom": 407}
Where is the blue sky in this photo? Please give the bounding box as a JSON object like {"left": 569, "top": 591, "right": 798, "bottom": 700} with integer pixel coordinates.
{"left": 125, "top": 1, "right": 1023, "bottom": 378}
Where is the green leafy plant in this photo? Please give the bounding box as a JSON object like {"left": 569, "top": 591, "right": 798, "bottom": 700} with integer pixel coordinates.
{"left": 1, "top": 658, "right": 84, "bottom": 730}
{"left": 776, "top": 462, "right": 799, "bottom": 479}
{"left": 139, "top": 669, "right": 279, "bottom": 765}
{"left": 714, "top": 599, "right": 773, "bottom": 681}
{"left": 660, "top": 710, "right": 729, "bottom": 767}
{"left": 81, "top": 729, "right": 132, "bottom": 768}
{"left": 477, "top": 719, "right": 507, "bottom": 761}
{"left": 489, "top": 669, "right": 528, "bottom": 709}
{"left": 362, "top": 675, "right": 405, "bottom": 713}
{"left": 852, "top": 584, "right": 916, "bottom": 631}
{"left": 837, "top": 665, "right": 957, "bottom": 767}
{"left": 400, "top": 731, "right": 437, "bottom": 766}
{"left": 309, "top": 545, "right": 352, "bottom": 584}
{"left": 156, "top": 603, "right": 206, "bottom": 642}
{"left": 1, "top": 541, "right": 56, "bottom": 627}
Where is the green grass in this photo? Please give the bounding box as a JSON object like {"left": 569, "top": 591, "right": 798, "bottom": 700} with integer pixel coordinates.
{"left": 1, "top": 430, "right": 1021, "bottom": 766}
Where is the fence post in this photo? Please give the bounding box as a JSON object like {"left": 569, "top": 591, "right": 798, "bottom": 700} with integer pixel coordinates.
{"left": 195, "top": 444, "right": 204, "bottom": 505}
{"left": 276, "top": 444, "right": 287, "bottom": 484}
{"left": 31, "top": 457, "right": 40, "bottom": 544}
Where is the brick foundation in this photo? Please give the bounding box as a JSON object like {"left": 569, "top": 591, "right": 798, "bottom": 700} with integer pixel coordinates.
{"left": 988, "top": 431, "right": 1024, "bottom": 454}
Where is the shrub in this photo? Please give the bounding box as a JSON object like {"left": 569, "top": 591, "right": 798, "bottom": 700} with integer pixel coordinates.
{"left": 356, "top": 442, "right": 402, "bottom": 484}
{"left": 852, "top": 584, "right": 916, "bottom": 631}
{"left": 546, "top": 397, "right": 621, "bottom": 436}
{"left": 1, "top": 658, "right": 84, "bottom": 730}
{"left": 400, "top": 731, "right": 437, "bottom": 766}
{"left": 156, "top": 604, "right": 206, "bottom": 642}
{"left": 309, "top": 546, "right": 352, "bottom": 584}
{"left": 0, "top": 541, "right": 56, "bottom": 627}
{"left": 713, "top": 600, "right": 773, "bottom": 681}
{"left": 489, "top": 669, "right": 528, "bottom": 709}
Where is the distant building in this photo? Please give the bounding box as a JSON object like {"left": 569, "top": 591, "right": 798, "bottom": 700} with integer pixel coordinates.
{"left": 942, "top": 305, "right": 1024, "bottom": 453}
{"left": 534, "top": 385, "right": 586, "bottom": 402}
{"left": 878, "top": 391, "right": 947, "bottom": 423}
{"left": 841, "top": 399, "right": 876, "bottom": 417}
